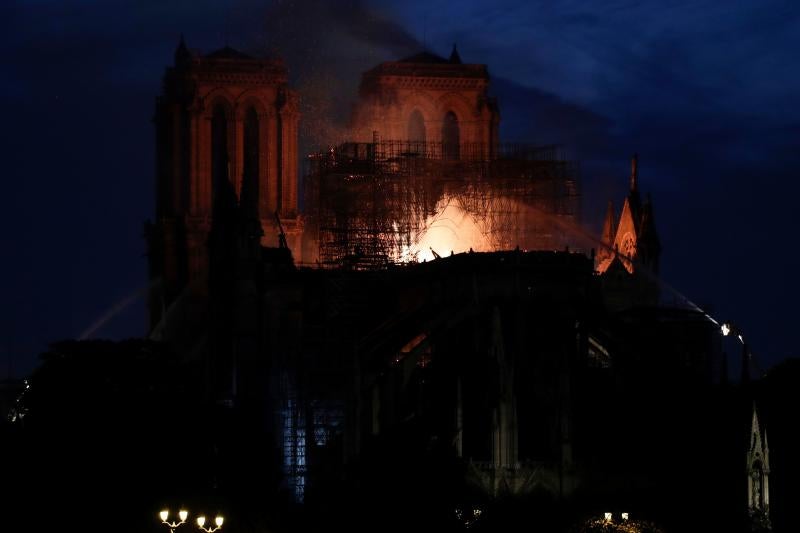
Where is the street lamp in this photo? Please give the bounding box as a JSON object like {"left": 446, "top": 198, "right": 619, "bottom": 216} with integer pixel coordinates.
{"left": 196, "top": 515, "right": 224, "bottom": 533}
{"left": 720, "top": 320, "right": 755, "bottom": 382}
{"left": 159, "top": 509, "right": 189, "bottom": 533}
{"left": 721, "top": 321, "right": 744, "bottom": 344}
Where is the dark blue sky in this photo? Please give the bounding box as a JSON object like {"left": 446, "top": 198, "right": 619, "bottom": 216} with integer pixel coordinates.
{"left": 3, "top": 0, "right": 799, "bottom": 376}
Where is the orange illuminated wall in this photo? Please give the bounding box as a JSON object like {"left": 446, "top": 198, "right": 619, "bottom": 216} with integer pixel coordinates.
{"left": 349, "top": 47, "right": 500, "bottom": 153}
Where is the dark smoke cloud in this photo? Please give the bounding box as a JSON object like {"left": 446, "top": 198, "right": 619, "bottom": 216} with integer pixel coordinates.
{"left": 249, "top": 0, "right": 621, "bottom": 182}
{"left": 256, "top": 0, "right": 422, "bottom": 150}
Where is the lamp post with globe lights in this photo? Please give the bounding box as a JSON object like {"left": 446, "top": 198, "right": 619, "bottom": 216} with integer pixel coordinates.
{"left": 196, "top": 515, "right": 224, "bottom": 533}
{"left": 159, "top": 509, "right": 189, "bottom": 533}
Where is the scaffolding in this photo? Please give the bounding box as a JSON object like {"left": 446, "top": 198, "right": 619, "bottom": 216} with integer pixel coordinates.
{"left": 304, "top": 140, "right": 580, "bottom": 269}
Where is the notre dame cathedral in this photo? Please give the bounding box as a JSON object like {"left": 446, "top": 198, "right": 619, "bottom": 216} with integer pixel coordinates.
{"left": 143, "top": 39, "right": 773, "bottom": 532}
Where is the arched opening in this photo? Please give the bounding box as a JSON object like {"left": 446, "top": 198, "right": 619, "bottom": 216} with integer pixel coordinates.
{"left": 407, "top": 109, "right": 426, "bottom": 144}
{"left": 211, "top": 104, "right": 230, "bottom": 202}
{"left": 442, "top": 111, "right": 460, "bottom": 160}
{"left": 242, "top": 107, "right": 260, "bottom": 214}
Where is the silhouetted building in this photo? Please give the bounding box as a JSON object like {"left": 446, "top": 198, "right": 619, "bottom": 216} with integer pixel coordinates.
{"left": 140, "top": 43, "right": 771, "bottom": 533}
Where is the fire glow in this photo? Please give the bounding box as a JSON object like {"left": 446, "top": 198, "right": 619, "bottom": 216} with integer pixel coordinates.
{"left": 401, "top": 196, "right": 493, "bottom": 262}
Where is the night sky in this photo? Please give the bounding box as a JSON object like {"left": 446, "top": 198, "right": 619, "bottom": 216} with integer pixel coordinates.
{"left": 3, "top": 0, "right": 799, "bottom": 377}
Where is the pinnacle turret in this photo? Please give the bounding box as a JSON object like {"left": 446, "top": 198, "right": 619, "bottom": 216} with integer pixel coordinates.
{"left": 449, "top": 43, "right": 462, "bottom": 64}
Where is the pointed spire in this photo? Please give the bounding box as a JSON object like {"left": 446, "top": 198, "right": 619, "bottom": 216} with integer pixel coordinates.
{"left": 747, "top": 403, "right": 771, "bottom": 523}
{"left": 751, "top": 403, "right": 761, "bottom": 438}
{"left": 601, "top": 200, "right": 616, "bottom": 245}
{"left": 449, "top": 43, "right": 462, "bottom": 64}
{"left": 630, "top": 153, "right": 639, "bottom": 192}
{"left": 749, "top": 404, "right": 764, "bottom": 473}
{"left": 175, "top": 33, "right": 190, "bottom": 65}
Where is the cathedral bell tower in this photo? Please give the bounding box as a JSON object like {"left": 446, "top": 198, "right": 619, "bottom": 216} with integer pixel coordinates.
{"left": 349, "top": 46, "right": 500, "bottom": 156}
{"left": 147, "top": 38, "right": 301, "bottom": 329}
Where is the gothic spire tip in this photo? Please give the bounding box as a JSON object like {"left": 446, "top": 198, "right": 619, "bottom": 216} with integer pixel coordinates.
{"left": 449, "top": 42, "right": 462, "bottom": 64}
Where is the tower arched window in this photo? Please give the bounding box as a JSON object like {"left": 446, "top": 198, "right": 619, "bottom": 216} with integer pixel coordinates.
{"left": 242, "top": 107, "right": 260, "bottom": 213}
{"left": 211, "top": 104, "right": 230, "bottom": 202}
{"left": 408, "top": 109, "right": 426, "bottom": 144}
{"left": 442, "top": 111, "right": 460, "bottom": 160}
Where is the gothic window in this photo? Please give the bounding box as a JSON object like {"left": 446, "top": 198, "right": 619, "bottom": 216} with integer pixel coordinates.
{"left": 408, "top": 109, "right": 426, "bottom": 144}
{"left": 442, "top": 111, "right": 460, "bottom": 160}
{"left": 242, "top": 107, "right": 259, "bottom": 210}
{"left": 621, "top": 232, "right": 636, "bottom": 257}
{"left": 211, "top": 104, "right": 229, "bottom": 199}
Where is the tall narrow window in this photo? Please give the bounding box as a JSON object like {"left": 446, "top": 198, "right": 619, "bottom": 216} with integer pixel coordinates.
{"left": 442, "top": 111, "right": 460, "bottom": 160}
{"left": 242, "top": 107, "right": 260, "bottom": 213}
{"left": 211, "top": 104, "right": 229, "bottom": 201}
{"left": 408, "top": 109, "right": 426, "bottom": 144}
{"left": 276, "top": 113, "right": 283, "bottom": 214}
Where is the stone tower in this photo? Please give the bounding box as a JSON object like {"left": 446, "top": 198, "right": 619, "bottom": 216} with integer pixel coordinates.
{"left": 350, "top": 45, "right": 500, "bottom": 156}
{"left": 147, "top": 38, "right": 301, "bottom": 329}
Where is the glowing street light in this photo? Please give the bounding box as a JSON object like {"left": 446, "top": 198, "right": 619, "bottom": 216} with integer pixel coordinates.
{"left": 196, "top": 515, "right": 224, "bottom": 533}
{"left": 159, "top": 509, "right": 189, "bottom": 533}
{"left": 719, "top": 320, "right": 759, "bottom": 382}
{"left": 721, "top": 321, "right": 745, "bottom": 344}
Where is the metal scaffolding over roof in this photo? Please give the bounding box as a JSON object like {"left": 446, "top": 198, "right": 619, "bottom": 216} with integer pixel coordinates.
{"left": 304, "top": 140, "right": 580, "bottom": 269}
